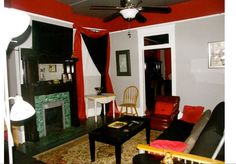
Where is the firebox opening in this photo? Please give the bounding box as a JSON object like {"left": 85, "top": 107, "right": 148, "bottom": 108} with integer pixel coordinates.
{"left": 45, "top": 106, "right": 63, "bottom": 135}
{"left": 42, "top": 101, "right": 65, "bottom": 136}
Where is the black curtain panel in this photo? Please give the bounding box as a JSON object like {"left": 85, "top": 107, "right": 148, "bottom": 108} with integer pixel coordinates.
{"left": 82, "top": 34, "right": 108, "bottom": 92}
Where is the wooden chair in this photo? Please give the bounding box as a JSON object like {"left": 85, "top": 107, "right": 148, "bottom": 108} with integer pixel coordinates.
{"left": 119, "top": 86, "right": 139, "bottom": 116}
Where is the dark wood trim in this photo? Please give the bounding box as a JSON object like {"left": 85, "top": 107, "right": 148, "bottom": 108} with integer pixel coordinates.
{"left": 21, "top": 48, "right": 79, "bottom": 141}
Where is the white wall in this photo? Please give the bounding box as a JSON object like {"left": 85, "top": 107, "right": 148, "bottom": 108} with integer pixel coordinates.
{"left": 38, "top": 63, "right": 64, "bottom": 81}
{"left": 109, "top": 30, "right": 140, "bottom": 110}
{"left": 109, "top": 14, "right": 224, "bottom": 115}
{"left": 175, "top": 15, "right": 224, "bottom": 111}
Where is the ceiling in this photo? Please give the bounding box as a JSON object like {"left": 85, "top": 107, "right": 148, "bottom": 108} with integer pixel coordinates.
{"left": 8, "top": 0, "right": 224, "bottom": 32}
{"left": 58, "top": 0, "right": 189, "bottom": 20}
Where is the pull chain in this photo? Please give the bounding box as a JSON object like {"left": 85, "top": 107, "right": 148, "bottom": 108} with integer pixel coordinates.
{"left": 127, "top": 21, "right": 131, "bottom": 38}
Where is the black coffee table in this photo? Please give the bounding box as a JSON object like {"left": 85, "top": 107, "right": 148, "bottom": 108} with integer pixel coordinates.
{"left": 88, "top": 115, "right": 150, "bottom": 164}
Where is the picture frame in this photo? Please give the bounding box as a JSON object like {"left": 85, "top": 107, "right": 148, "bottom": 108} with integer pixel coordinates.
{"left": 48, "top": 64, "right": 57, "bottom": 72}
{"left": 208, "top": 41, "right": 225, "bottom": 68}
{"left": 116, "top": 50, "right": 131, "bottom": 76}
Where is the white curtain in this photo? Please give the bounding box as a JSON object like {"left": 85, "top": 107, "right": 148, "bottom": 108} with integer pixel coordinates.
{"left": 81, "top": 35, "right": 101, "bottom": 95}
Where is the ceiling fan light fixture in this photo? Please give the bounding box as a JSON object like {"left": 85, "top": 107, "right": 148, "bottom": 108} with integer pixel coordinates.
{"left": 120, "top": 8, "right": 138, "bottom": 19}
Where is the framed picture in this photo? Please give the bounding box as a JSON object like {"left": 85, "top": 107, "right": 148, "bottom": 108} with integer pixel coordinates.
{"left": 116, "top": 50, "right": 131, "bottom": 76}
{"left": 48, "top": 64, "right": 57, "bottom": 72}
{"left": 208, "top": 41, "right": 225, "bottom": 68}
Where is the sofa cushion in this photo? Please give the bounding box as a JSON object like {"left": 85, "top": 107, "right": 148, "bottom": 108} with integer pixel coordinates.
{"left": 184, "top": 110, "right": 212, "bottom": 153}
{"left": 150, "top": 140, "right": 187, "bottom": 152}
{"left": 154, "top": 102, "right": 175, "bottom": 115}
{"left": 190, "top": 129, "right": 223, "bottom": 158}
{"left": 202, "top": 102, "right": 225, "bottom": 136}
{"left": 181, "top": 105, "right": 204, "bottom": 124}
{"left": 157, "top": 120, "right": 194, "bottom": 141}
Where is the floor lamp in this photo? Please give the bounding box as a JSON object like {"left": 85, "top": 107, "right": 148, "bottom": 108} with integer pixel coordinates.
{"left": 0, "top": 5, "right": 31, "bottom": 163}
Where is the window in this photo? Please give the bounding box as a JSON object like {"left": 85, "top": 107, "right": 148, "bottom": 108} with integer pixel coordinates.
{"left": 144, "top": 34, "right": 169, "bottom": 46}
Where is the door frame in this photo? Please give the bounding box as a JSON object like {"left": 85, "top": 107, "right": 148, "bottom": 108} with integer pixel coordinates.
{"left": 137, "top": 24, "right": 176, "bottom": 116}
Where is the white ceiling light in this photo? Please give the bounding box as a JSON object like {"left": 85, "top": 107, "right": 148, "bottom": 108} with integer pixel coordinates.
{"left": 120, "top": 8, "right": 138, "bottom": 20}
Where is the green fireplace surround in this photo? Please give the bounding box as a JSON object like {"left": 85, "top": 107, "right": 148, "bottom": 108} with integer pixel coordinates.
{"left": 34, "top": 92, "right": 71, "bottom": 137}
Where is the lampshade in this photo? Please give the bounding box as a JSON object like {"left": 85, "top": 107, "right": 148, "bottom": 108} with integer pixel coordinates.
{"left": 2, "top": 8, "right": 30, "bottom": 40}
{"left": 120, "top": 8, "right": 139, "bottom": 19}
{"left": 10, "top": 95, "right": 35, "bottom": 121}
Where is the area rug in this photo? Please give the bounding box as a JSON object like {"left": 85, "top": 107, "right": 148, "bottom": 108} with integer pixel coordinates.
{"left": 34, "top": 129, "right": 160, "bottom": 164}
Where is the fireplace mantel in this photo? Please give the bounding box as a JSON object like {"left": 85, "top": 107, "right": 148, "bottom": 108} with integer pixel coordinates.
{"left": 33, "top": 82, "right": 73, "bottom": 96}
{"left": 20, "top": 48, "right": 79, "bottom": 142}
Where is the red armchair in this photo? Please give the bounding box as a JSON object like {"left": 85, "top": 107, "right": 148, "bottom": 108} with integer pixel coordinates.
{"left": 146, "top": 96, "right": 180, "bottom": 131}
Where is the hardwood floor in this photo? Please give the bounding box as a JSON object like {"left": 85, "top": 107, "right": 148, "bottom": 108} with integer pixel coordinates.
{"left": 15, "top": 115, "right": 116, "bottom": 156}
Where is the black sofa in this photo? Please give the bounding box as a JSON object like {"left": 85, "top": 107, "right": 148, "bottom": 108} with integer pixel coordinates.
{"left": 133, "top": 101, "right": 225, "bottom": 163}
{"left": 190, "top": 101, "right": 224, "bottom": 160}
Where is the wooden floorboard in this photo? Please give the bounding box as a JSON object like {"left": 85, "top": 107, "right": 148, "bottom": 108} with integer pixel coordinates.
{"left": 15, "top": 115, "right": 116, "bottom": 156}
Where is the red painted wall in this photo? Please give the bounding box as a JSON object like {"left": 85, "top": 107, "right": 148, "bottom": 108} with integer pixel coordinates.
{"left": 9, "top": 0, "right": 224, "bottom": 32}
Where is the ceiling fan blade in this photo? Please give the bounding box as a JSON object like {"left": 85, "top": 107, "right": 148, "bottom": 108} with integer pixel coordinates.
{"left": 139, "top": 6, "right": 171, "bottom": 13}
{"left": 103, "top": 12, "right": 121, "bottom": 22}
{"left": 90, "top": 5, "right": 123, "bottom": 11}
{"left": 135, "top": 0, "right": 143, "bottom": 8}
{"left": 135, "top": 12, "right": 147, "bottom": 23}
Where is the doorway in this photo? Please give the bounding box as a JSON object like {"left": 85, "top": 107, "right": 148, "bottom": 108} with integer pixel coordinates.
{"left": 144, "top": 48, "right": 172, "bottom": 110}
{"left": 137, "top": 24, "right": 175, "bottom": 116}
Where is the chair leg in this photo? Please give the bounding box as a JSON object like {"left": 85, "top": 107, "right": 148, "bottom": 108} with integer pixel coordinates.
{"left": 125, "top": 107, "right": 128, "bottom": 115}
{"left": 120, "top": 106, "right": 138, "bottom": 116}
{"left": 120, "top": 106, "right": 123, "bottom": 116}
{"left": 131, "top": 107, "right": 134, "bottom": 115}
{"left": 133, "top": 107, "right": 138, "bottom": 116}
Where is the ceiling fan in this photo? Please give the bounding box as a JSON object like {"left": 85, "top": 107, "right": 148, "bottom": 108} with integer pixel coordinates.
{"left": 90, "top": 0, "right": 172, "bottom": 23}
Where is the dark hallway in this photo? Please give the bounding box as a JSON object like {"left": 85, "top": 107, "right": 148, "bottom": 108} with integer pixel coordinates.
{"left": 145, "top": 48, "right": 172, "bottom": 111}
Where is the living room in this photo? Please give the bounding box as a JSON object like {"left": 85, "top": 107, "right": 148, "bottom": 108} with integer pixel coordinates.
{"left": 5, "top": 0, "right": 225, "bottom": 117}
{"left": 1, "top": 0, "right": 232, "bottom": 163}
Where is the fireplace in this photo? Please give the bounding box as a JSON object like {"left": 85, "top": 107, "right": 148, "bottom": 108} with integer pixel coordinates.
{"left": 42, "top": 101, "right": 65, "bottom": 136}
{"left": 20, "top": 46, "right": 79, "bottom": 141}
{"left": 34, "top": 92, "right": 71, "bottom": 137}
